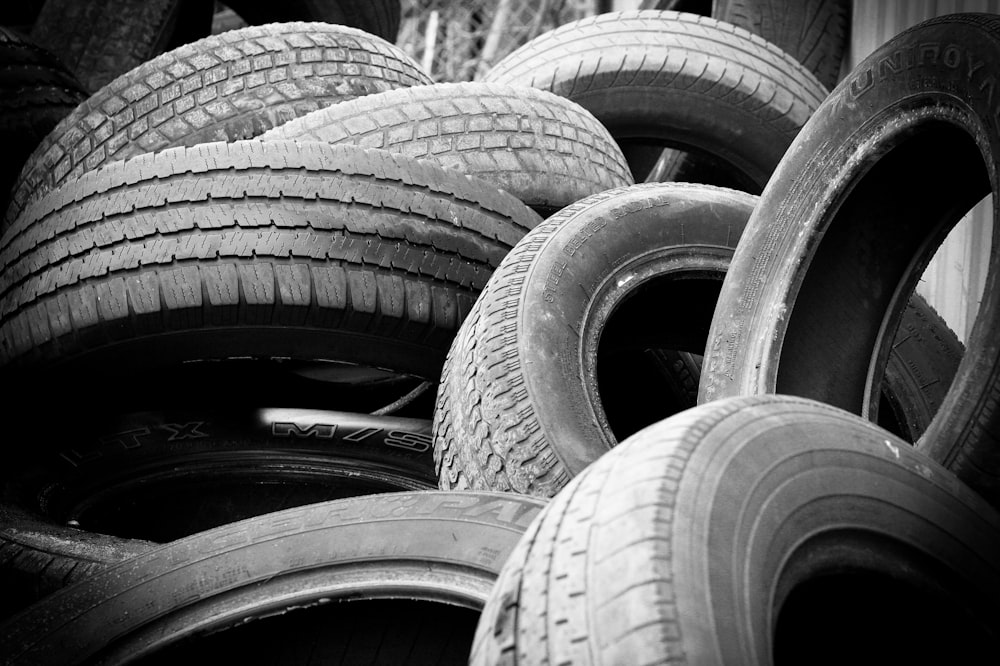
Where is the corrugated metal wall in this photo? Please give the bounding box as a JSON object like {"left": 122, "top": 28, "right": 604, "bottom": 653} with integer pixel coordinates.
{"left": 849, "top": 0, "right": 999, "bottom": 341}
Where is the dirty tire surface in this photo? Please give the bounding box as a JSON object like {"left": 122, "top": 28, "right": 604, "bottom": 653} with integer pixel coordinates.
{"left": 0, "top": 140, "right": 541, "bottom": 381}
{"left": 261, "top": 81, "right": 634, "bottom": 215}
{"left": 6, "top": 21, "right": 431, "bottom": 228}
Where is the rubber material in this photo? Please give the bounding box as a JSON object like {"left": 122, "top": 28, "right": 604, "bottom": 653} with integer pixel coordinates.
{"left": 6, "top": 21, "right": 431, "bottom": 227}
{"left": 434, "top": 183, "right": 963, "bottom": 497}
{"left": 0, "top": 140, "right": 541, "bottom": 381}
{"left": 261, "top": 81, "right": 634, "bottom": 216}
{"left": 699, "top": 13, "right": 1000, "bottom": 507}
{"left": 0, "top": 505, "right": 152, "bottom": 621}
{"left": 470, "top": 396, "right": 1000, "bottom": 665}
{"left": 642, "top": 0, "right": 850, "bottom": 89}
{"left": 484, "top": 10, "right": 827, "bottom": 187}
{"left": 0, "top": 27, "right": 87, "bottom": 214}
{"left": 225, "top": 0, "right": 401, "bottom": 43}
{"left": 30, "top": 0, "right": 186, "bottom": 92}
{"left": 0, "top": 490, "right": 545, "bottom": 664}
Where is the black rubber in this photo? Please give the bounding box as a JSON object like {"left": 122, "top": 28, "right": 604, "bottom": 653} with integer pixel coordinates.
{"left": 434, "top": 183, "right": 964, "bottom": 497}
{"left": 700, "top": 13, "right": 1000, "bottom": 507}
{"left": 483, "top": 10, "right": 827, "bottom": 187}
{"left": 0, "top": 406, "right": 435, "bottom": 618}
{"left": 471, "top": 396, "right": 1000, "bottom": 665}
{"left": 6, "top": 21, "right": 431, "bottom": 228}
{"left": 261, "top": 81, "right": 634, "bottom": 216}
{"left": 0, "top": 505, "right": 152, "bottom": 621}
{"left": 642, "top": 0, "right": 850, "bottom": 89}
{"left": 29, "top": 0, "right": 194, "bottom": 92}
{"left": 224, "top": 0, "right": 401, "bottom": 43}
{"left": 0, "top": 27, "right": 87, "bottom": 215}
{"left": 0, "top": 490, "right": 545, "bottom": 664}
{"left": 0, "top": 140, "right": 541, "bottom": 383}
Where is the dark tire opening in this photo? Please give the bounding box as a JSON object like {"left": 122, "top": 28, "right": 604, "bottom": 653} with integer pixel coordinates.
{"left": 133, "top": 599, "right": 478, "bottom": 666}
{"left": 597, "top": 274, "right": 722, "bottom": 440}
{"left": 776, "top": 571, "right": 994, "bottom": 665}
{"left": 775, "top": 123, "right": 988, "bottom": 417}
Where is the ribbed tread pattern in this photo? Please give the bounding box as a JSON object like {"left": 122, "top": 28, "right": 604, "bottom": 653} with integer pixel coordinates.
{"left": 486, "top": 10, "right": 826, "bottom": 118}
{"left": 469, "top": 394, "right": 724, "bottom": 665}
{"left": 717, "top": 0, "right": 850, "bottom": 90}
{"left": 262, "top": 81, "right": 633, "bottom": 213}
{"left": 7, "top": 21, "right": 432, "bottom": 228}
{"left": 0, "top": 140, "right": 541, "bottom": 374}
{"left": 30, "top": 0, "right": 182, "bottom": 93}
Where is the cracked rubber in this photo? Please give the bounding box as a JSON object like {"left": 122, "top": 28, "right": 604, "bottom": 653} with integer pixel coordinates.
{"left": 483, "top": 10, "right": 828, "bottom": 187}
{"left": 0, "top": 140, "right": 541, "bottom": 383}
{"left": 0, "top": 27, "right": 87, "bottom": 214}
{"left": 6, "top": 21, "right": 431, "bottom": 228}
{"left": 470, "top": 396, "right": 1000, "bottom": 665}
{"left": 261, "top": 81, "right": 634, "bottom": 216}
{"left": 0, "top": 490, "right": 545, "bottom": 664}
{"left": 434, "top": 183, "right": 963, "bottom": 497}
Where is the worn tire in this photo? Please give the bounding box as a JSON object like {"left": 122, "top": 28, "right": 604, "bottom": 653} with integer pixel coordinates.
{"left": 0, "top": 490, "right": 545, "bottom": 664}
{"left": 225, "top": 0, "right": 401, "bottom": 43}
{"left": 6, "top": 21, "right": 431, "bottom": 227}
{"left": 0, "top": 140, "right": 541, "bottom": 383}
{"left": 471, "top": 396, "right": 1000, "bottom": 665}
{"left": 0, "top": 27, "right": 87, "bottom": 213}
{"left": 434, "top": 183, "right": 963, "bottom": 497}
{"left": 700, "top": 13, "right": 1000, "bottom": 506}
{"left": 484, "top": 10, "right": 827, "bottom": 187}
{"left": 30, "top": 0, "right": 193, "bottom": 93}
{"left": 261, "top": 81, "right": 634, "bottom": 216}
{"left": 642, "top": 0, "right": 850, "bottom": 89}
{"left": 0, "top": 505, "right": 152, "bottom": 621}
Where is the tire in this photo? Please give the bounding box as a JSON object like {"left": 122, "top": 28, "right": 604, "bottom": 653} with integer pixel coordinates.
{"left": 470, "top": 396, "right": 1000, "bottom": 665}
{"left": 699, "top": 14, "right": 1000, "bottom": 506}
{"left": 0, "top": 27, "right": 87, "bottom": 214}
{"left": 260, "top": 81, "right": 634, "bottom": 217}
{"left": 225, "top": 0, "right": 401, "bottom": 43}
{"left": 30, "top": 0, "right": 198, "bottom": 93}
{"left": 5, "top": 21, "right": 431, "bottom": 228}
{"left": 0, "top": 490, "right": 545, "bottom": 664}
{"left": 3, "top": 407, "right": 436, "bottom": 543}
{"left": 0, "top": 505, "right": 153, "bottom": 621}
{"left": 642, "top": 0, "right": 849, "bottom": 90}
{"left": 0, "top": 140, "right": 541, "bottom": 383}
{"left": 434, "top": 183, "right": 963, "bottom": 497}
{"left": 483, "top": 10, "right": 827, "bottom": 187}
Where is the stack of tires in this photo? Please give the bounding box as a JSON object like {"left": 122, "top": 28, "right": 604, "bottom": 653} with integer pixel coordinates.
{"left": 2, "top": 2, "right": 999, "bottom": 664}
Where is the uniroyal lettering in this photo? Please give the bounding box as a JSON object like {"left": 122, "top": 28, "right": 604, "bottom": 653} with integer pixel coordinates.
{"left": 848, "top": 41, "right": 997, "bottom": 115}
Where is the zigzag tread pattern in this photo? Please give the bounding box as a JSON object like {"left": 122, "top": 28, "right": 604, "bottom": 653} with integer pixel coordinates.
{"left": 261, "top": 81, "right": 634, "bottom": 210}
{"left": 6, "top": 21, "right": 432, "bottom": 229}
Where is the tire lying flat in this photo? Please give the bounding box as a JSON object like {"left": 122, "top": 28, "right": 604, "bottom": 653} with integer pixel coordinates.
{"left": 470, "top": 396, "right": 1000, "bottom": 665}
{"left": 484, "top": 10, "right": 827, "bottom": 187}
{"left": 0, "top": 491, "right": 545, "bottom": 665}
{"left": 261, "top": 81, "right": 634, "bottom": 216}
{"left": 434, "top": 183, "right": 962, "bottom": 497}
{"left": 0, "top": 140, "right": 540, "bottom": 382}
{"left": 6, "top": 21, "right": 431, "bottom": 228}
{"left": 699, "top": 13, "right": 1000, "bottom": 506}
{"left": 0, "top": 407, "right": 435, "bottom": 617}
